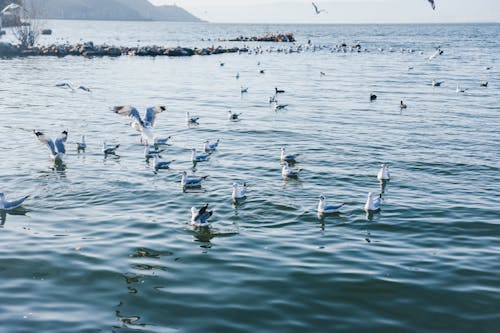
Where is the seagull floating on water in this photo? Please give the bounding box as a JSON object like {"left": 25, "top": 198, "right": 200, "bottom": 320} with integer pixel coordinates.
{"left": 76, "top": 135, "right": 87, "bottom": 151}
{"left": 153, "top": 155, "right": 173, "bottom": 170}
{"left": 312, "top": 2, "right": 327, "bottom": 15}
{"left": 320, "top": 71, "right": 326, "bottom": 76}
{"left": 432, "top": 79, "right": 444, "bottom": 87}
{"left": 317, "top": 195, "right": 344, "bottom": 215}
{"left": 103, "top": 142, "right": 119, "bottom": 155}
{"left": 154, "top": 135, "right": 172, "bottom": 145}
{"left": 191, "top": 203, "right": 213, "bottom": 226}
{"left": 228, "top": 110, "right": 241, "bottom": 121}
{"left": 232, "top": 182, "right": 248, "bottom": 201}
{"left": 144, "top": 145, "right": 164, "bottom": 159}
{"left": 186, "top": 112, "right": 200, "bottom": 125}
{"left": 400, "top": 100, "right": 407, "bottom": 109}
{"left": 0, "top": 192, "right": 29, "bottom": 211}
{"left": 78, "top": 85, "right": 91, "bottom": 92}
{"left": 240, "top": 86, "right": 249, "bottom": 94}
{"left": 456, "top": 84, "right": 468, "bottom": 93}
{"left": 34, "top": 130, "right": 68, "bottom": 162}
{"left": 364, "top": 192, "right": 382, "bottom": 212}
{"left": 370, "top": 93, "right": 377, "bottom": 101}
{"left": 113, "top": 105, "right": 166, "bottom": 145}
{"left": 191, "top": 148, "right": 210, "bottom": 163}
{"left": 377, "top": 164, "right": 391, "bottom": 181}
{"left": 204, "top": 139, "right": 220, "bottom": 153}
{"left": 282, "top": 161, "right": 303, "bottom": 178}
{"left": 281, "top": 147, "right": 299, "bottom": 162}
{"left": 181, "top": 171, "right": 208, "bottom": 188}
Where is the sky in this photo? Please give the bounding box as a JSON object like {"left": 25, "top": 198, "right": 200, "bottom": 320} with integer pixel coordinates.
{"left": 149, "top": 0, "right": 500, "bottom": 24}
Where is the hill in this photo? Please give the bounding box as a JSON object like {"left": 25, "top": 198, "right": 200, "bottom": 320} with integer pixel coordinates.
{"left": 29, "top": 0, "right": 202, "bottom": 22}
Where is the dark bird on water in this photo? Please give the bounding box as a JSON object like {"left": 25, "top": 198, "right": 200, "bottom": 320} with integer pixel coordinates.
{"left": 370, "top": 94, "right": 377, "bottom": 101}
{"left": 275, "top": 87, "right": 285, "bottom": 94}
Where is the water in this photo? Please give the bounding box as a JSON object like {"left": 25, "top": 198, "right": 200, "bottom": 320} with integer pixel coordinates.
{"left": 1, "top": 21, "right": 499, "bottom": 332}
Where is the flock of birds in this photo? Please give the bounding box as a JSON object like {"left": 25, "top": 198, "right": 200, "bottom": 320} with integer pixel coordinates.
{"left": 311, "top": 0, "right": 436, "bottom": 16}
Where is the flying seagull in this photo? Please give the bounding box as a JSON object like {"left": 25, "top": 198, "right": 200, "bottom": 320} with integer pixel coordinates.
{"left": 34, "top": 130, "right": 68, "bottom": 162}
{"left": 191, "top": 203, "right": 213, "bottom": 226}
{"left": 113, "top": 105, "right": 166, "bottom": 145}
{"left": 312, "top": 2, "right": 327, "bottom": 15}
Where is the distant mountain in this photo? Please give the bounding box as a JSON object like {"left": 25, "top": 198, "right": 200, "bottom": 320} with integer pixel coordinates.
{"left": 28, "top": 0, "right": 202, "bottom": 22}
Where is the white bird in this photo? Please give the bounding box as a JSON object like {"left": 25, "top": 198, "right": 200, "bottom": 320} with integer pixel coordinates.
{"left": 181, "top": 171, "right": 208, "bottom": 188}
{"left": 377, "top": 164, "right": 391, "bottom": 181}
{"left": 191, "top": 148, "right": 210, "bottom": 163}
{"left": 282, "top": 161, "right": 303, "bottom": 178}
{"left": 273, "top": 103, "right": 288, "bottom": 111}
{"left": 34, "top": 130, "right": 68, "bottom": 162}
{"left": 204, "top": 139, "right": 220, "bottom": 153}
{"left": 186, "top": 112, "right": 199, "bottom": 125}
{"left": 428, "top": 48, "right": 443, "bottom": 61}
{"left": 0, "top": 192, "right": 29, "bottom": 211}
{"left": 113, "top": 105, "right": 166, "bottom": 145}
{"left": 153, "top": 155, "right": 173, "bottom": 170}
{"left": 281, "top": 147, "right": 300, "bottom": 162}
{"left": 190, "top": 203, "right": 213, "bottom": 226}
{"left": 228, "top": 110, "right": 241, "bottom": 121}
{"left": 76, "top": 135, "right": 87, "bottom": 151}
{"left": 102, "top": 142, "right": 119, "bottom": 155}
{"left": 144, "top": 145, "right": 164, "bottom": 159}
{"left": 400, "top": 100, "right": 407, "bottom": 109}
{"left": 364, "top": 192, "right": 382, "bottom": 211}
{"left": 312, "top": 2, "right": 327, "bottom": 15}
{"left": 232, "top": 182, "right": 248, "bottom": 201}
{"left": 432, "top": 79, "right": 444, "bottom": 87}
{"left": 317, "top": 195, "right": 344, "bottom": 215}
{"left": 153, "top": 135, "right": 171, "bottom": 145}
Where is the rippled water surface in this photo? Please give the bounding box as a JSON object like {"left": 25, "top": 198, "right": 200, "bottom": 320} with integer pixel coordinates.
{"left": 1, "top": 21, "right": 499, "bottom": 333}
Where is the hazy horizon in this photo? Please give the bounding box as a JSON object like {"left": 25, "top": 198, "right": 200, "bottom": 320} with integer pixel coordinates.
{"left": 150, "top": 0, "right": 500, "bottom": 24}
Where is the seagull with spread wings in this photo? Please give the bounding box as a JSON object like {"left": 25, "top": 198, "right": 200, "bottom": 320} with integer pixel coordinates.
{"left": 312, "top": 2, "right": 327, "bottom": 15}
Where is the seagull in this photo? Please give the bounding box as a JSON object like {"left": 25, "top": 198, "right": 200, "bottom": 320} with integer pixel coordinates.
{"left": 55, "top": 82, "right": 74, "bottom": 91}
{"left": 78, "top": 85, "right": 91, "bottom": 92}
{"left": 273, "top": 103, "right": 288, "bottom": 111}
{"left": 312, "top": 2, "right": 327, "bottom": 15}
{"left": 34, "top": 130, "right": 68, "bottom": 162}
{"left": 432, "top": 79, "right": 444, "bottom": 87}
{"left": 370, "top": 93, "right": 377, "bottom": 101}
{"left": 317, "top": 195, "right": 344, "bottom": 215}
{"left": 191, "top": 203, "right": 213, "bottom": 226}
{"left": 153, "top": 155, "right": 173, "bottom": 170}
{"left": 485, "top": 66, "right": 492, "bottom": 70}
{"left": 281, "top": 147, "right": 299, "bottom": 162}
{"left": 282, "top": 161, "right": 303, "bottom": 178}
{"left": 320, "top": 71, "right": 326, "bottom": 76}
{"left": 364, "top": 192, "right": 382, "bottom": 212}
{"left": 0, "top": 192, "right": 29, "bottom": 211}
{"left": 480, "top": 81, "right": 488, "bottom": 87}
{"left": 236, "top": 72, "right": 240, "bottom": 79}
{"left": 181, "top": 171, "right": 208, "bottom": 188}
{"left": 103, "top": 142, "right": 119, "bottom": 155}
{"left": 186, "top": 112, "right": 199, "bottom": 125}
{"left": 113, "top": 105, "right": 166, "bottom": 145}
{"left": 228, "top": 110, "right": 241, "bottom": 121}
{"left": 76, "top": 135, "right": 87, "bottom": 151}
{"left": 275, "top": 87, "right": 285, "bottom": 94}
{"left": 377, "top": 164, "right": 391, "bottom": 181}
{"left": 427, "top": 0, "right": 435, "bottom": 10}
{"left": 204, "top": 139, "right": 220, "bottom": 153}
{"left": 260, "top": 69, "right": 265, "bottom": 74}
{"left": 456, "top": 84, "right": 468, "bottom": 93}
{"left": 219, "top": 62, "right": 225, "bottom": 67}
{"left": 428, "top": 48, "right": 443, "bottom": 61}
{"left": 269, "top": 95, "right": 278, "bottom": 104}
{"left": 191, "top": 148, "right": 210, "bottom": 163}
{"left": 232, "top": 182, "right": 248, "bottom": 201}
{"left": 154, "top": 135, "right": 172, "bottom": 145}
{"left": 408, "top": 66, "right": 414, "bottom": 70}
{"left": 144, "top": 145, "right": 164, "bottom": 159}
{"left": 240, "top": 86, "right": 249, "bottom": 94}
{"left": 400, "top": 100, "right": 407, "bottom": 109}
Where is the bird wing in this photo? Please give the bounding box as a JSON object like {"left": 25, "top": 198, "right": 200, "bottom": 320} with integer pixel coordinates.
{"left": 3, "top": 196, "right": 28, "bottom": 211}
{"left": 54, "top": 132, "right": 67, "bottom": 154}
{"left": 35, "top": 132, "right": 57, "bottom": 156}
{"left": 114, "top": 106, "right": 145, "bottom": 128}
{"left": 312, "top": 2, "right": 319, "bottom": 13}
{"left": 428, "top": 0, "right": 435, "bottom": 10}
{"left": 144, "top": 105, "right": 166, "bottom": 127}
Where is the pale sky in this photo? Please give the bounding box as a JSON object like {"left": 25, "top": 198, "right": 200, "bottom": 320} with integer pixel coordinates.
{"left": 150, "top": 0, "right": 500, "bottom": 24}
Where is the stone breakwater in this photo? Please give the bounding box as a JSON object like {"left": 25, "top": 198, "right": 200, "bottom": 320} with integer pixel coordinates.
{"left": 0, "top": 41, "right": 247, "bottom": 58}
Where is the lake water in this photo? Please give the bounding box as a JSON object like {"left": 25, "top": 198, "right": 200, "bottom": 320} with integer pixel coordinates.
{"left": 0, "top": 21, "right": 499, "bottom": 333}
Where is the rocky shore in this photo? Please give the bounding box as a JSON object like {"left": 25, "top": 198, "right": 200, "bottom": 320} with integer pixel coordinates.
{"left": 0, "top": 41, "right": 248, "bottom": 58}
